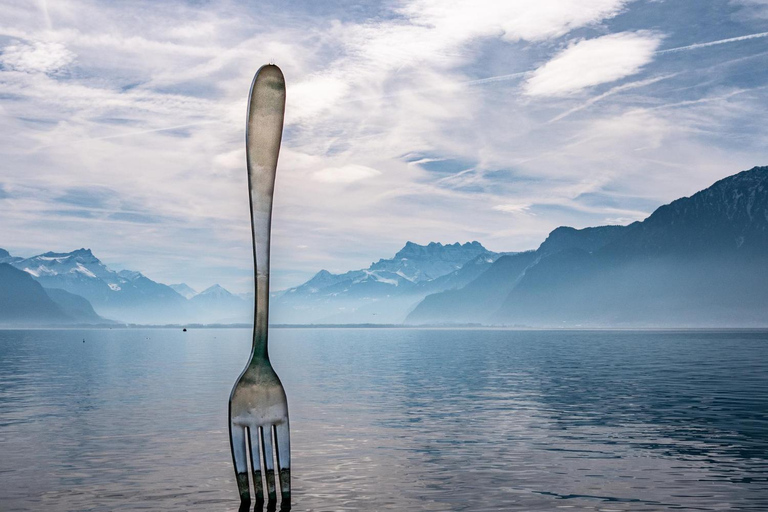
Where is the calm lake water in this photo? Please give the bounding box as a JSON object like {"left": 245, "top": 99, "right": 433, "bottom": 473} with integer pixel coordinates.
{"left": 1, "top": 328, "right": 767, "bottom": 511}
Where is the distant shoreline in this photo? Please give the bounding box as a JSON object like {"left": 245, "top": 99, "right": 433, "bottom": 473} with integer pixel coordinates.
{"left": 2, "top": 323, "right": 768, "bottom": 331}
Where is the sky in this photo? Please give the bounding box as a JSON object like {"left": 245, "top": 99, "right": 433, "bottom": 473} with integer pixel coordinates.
{"left": 1, "top": 0, "right": 768, "bottom": 293}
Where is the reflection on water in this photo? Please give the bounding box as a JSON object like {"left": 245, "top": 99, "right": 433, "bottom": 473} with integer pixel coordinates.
{"left": 238, "top": 499, "right": 291, "bottom": 512}
{"left": 1, "top": 328, "right": 767, "bottom": 511}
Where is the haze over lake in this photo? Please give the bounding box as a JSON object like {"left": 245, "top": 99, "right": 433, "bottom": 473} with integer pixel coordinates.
{"left": 1, "top": 328, "right": 767, "bottom": 511}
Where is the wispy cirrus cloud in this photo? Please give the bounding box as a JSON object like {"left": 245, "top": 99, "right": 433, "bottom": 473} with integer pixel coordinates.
{"left": 286, "top": 0, "right": 633, "bottom": 126}
{"left": 1, "top": 0, "right": 768, "bottom": 292}
{"left": 401, "top": 0, "right": 630, "bottom": 42}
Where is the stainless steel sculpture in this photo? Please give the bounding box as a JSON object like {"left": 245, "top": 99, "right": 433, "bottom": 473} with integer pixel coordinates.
{"left": 229, "top": 64, "right": 290, "bottom": 506}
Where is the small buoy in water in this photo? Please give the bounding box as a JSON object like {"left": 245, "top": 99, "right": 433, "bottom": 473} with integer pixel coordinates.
{"left": 83, "top": 339, "right": 85, "bottom": 343}
{"left": 183, "top": 328, "right": 187, "bottom": 332}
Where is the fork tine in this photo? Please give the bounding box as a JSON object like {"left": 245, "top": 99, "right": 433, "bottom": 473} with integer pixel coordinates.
{"left": 274, "top": 422, "right": 291, "bottom": 502}
{"left": 230, "top": 424, "right": 251, "bottom": 503}
{"left": 260, "top": 425, "right": 278, "bottom": 502}
{"left": 248, "top": 427, "right": 265, "bottom": 502}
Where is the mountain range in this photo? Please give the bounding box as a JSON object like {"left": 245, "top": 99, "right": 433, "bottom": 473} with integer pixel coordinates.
{"left": 2, "top": 165, "right": 767, "bottom": 327}
{"left": 0, "top": 249, "right": 251, "bottom": 325}
{"left": 271, "top": 241, "right": 505, "bottom": 324}
{"left": 407, "top": 166, "right": 768, "bottom": 327}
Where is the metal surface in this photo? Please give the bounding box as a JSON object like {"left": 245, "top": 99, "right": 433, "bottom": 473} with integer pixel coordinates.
{"left": 229, "top": 64, "right": 290, "bottom": 507}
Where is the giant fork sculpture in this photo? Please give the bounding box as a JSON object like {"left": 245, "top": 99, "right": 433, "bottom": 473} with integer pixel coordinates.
{"left": 229, "top": 64, "right": 290, "bottom": 506}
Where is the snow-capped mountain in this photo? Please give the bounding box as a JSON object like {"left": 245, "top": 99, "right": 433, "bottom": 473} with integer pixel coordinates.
{"left": 18, "top": 248, "right": 116, "bottom": 283}
{"left": 2, "top": 248, "right": 186, "bottom": 324}
{"left": 271, "top": 241, "right": 502, "bottom": 324}
{"left": 370, "top": 241, "right": 492, "bottom": 282}
{"left": 0, "top": 248, "right": 253, "bottom": 324}
{"left": 10, "top": 249, "right": 153, "bottom": 297}
{"left": 290, "top": 241, "right": 495, "bottom": 294}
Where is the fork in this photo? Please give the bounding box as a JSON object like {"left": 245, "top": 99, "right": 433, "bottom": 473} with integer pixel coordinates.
{"left": 229, "top": 64, "right": 290, "bottom": 506}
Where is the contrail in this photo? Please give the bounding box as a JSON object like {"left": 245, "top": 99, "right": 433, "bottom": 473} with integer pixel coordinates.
{"left": 657, "top": 31, "right": 768, "bottom": 54}
{"left": 440, "top": 33, "right": 768, "bottom": 91}
{"left": 548, "top": 74, "right": 677, "bottom": 123}
{"left": 341, "top": 30, "right": 767, "bottom": 105}
{"left": 340, "top": 71, "right": 527, "bottom": 104}
{"left": 440, "top": 32, "right": 767, "bottom": 90}
{"left": 34, "top": 31, "right": 766, "bottom": 146}
{"left": 544, "top": 32, "right": 768, "bottom": 122}
{"left": 368, "top": 32, "right": 768, "bottom": 100}
{"left": 462, "top": 71, "right": 528, "bottom": 86}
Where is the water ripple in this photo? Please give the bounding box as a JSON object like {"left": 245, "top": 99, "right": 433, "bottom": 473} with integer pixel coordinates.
{"left": 0, "top": 328, "right": 767, "bottom": 511}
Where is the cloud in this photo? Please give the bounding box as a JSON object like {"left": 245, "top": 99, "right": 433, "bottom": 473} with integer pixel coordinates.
{"left": 312, "top": 165, "right": 382, "bottom": 183}
{"left": 2, "top": 0, "right": 767, "bottom": 294}
{"left": 0, "top": 41, "right": 75, "bottom": 74}
{"left": 56, "top": 186, "right": 118, "bottom": 208}
{"left": 212, "top": 148, "right": 245, "bottom": 173}
{"left": 401, "top": 0, "right": 629, "bottom": 42}
{"left": 493, "top": 203, "right": 532, "bottom": 214}
{"left": 524, "top": 31, "right": 662, "bottom": 96}
{"left": 283, "top": 0, "right": 631, "bottom": 128}
{"left": 287, "top": 74, "right": 350, "bottom": 123}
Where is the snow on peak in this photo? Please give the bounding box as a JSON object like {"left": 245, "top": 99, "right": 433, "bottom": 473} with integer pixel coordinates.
{"left": 10, "top": 248, "right": 137, "bottom": 291}
{"left": 73, "top": 262, "right": 97, "bottom": 278}
{"left": 379, "top": 241, "right": 494, "bottom": 282}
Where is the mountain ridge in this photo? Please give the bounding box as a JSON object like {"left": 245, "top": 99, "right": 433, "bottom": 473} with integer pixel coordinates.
{"left": 170, "top": 283, "right": 198, "bottom": 299}
{"left": 0, "top": 248, "right": 248, "bottom": 325}
{"left": 3, "top": 166, "right": 766, "bottom": 327}
{"left": 0, "top": 263, "right": 112, "bottom": 325}
{"left": 408, "top": 166, "right": 768, "bottom": 327}
{"left": 271, "top": 241, "right": 502, "bottom": 324}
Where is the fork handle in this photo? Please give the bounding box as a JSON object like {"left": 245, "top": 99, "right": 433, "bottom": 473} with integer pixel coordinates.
{"left": 246, "top": 65, "right": 286, "bottom": 362}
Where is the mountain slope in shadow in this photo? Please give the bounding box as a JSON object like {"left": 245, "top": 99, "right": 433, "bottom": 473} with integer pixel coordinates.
{"left": 0, "top": 263, "right": 112, "bottom": 325}
{"left": 407, "top": 166, "right": 768, "bottom": 327}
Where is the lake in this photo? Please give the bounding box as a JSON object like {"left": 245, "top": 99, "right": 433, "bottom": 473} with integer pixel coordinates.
{"left": 1, "top": 328, "right": 767, "bottom": 511}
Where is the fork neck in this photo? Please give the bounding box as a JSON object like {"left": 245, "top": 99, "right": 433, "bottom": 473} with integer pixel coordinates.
{"left": 250, "top": 221, "right": 271, "bottom": 365}
{"left": 247, "top": 161, "right": 274, "bottom": 366}
{"left": 251, "top": 278, "right": 270, "bottom": 363}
